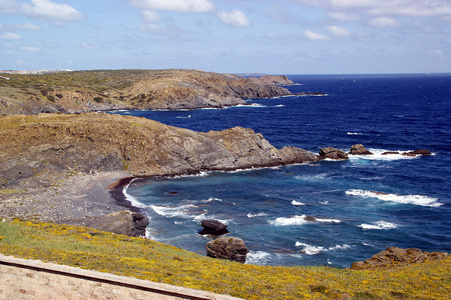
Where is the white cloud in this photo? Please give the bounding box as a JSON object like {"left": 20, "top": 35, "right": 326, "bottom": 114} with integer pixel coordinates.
{"left": 326, "top": 25, "right": 350, "bottom": 37}
{"left": 327, "top": 11, "right": 359, "bottom": 22}
{"left": 0, "top": 0, "right": 20, "bottom": 14}
{"left": 21, "top": 0, "right": 84, "bottom": 21}
{"left": 0, "top": 0, "right": 83, "bottom": 22}
{"left": 266, "top": 3, "right": 295, "bottom": 23}
{"left": 368, "top": 17, "right": 399, "bottom": 27}
{"left": 140, "top": 23, "right": 186, "bottom": 36}
{"left": 303, "top": 30, "right": 331, "bottom": 41}
{"left": 218, "top": 10, "right": 251, "bottom": 28}
{"left": 427, "top": 49, "right": 443, "bottom": 57}
{"left": 125, "top": 0, "right": 215, "bottom": 12}
{"left": 142, "top": 10, "right": 160, "bottom": 23}
{"left": 297, "top": 0, "right": 451, "bottom": 18}
{"left": 14, "top": 22, "right": 41, "bottom": 30}
{"left": 19, "top": 45, "right": 39, "bottom": 52}
{"left": 75, "top": 43, "right": 100, "bottom": 50}
{"left": 266, "top": 32, "right": 277, "bottom": 39}
{"left": 0, "top": 32, "right": 21, "bottom": 40}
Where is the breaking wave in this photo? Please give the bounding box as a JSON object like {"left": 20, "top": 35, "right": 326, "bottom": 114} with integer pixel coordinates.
{"left": 358, "top": 221, "right": 398, "bottom": 230}
{"left": 345, "top": 189, "right": 443, "bottom": 207}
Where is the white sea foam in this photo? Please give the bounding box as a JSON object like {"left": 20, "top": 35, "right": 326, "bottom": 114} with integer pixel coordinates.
{"left": 247, "top": 212, "right": 268, "bottom": 218}
{"left": 295, "top": 242, "right": 351, "bottom": 255}
{"left": 123, "top": 178, "right": 147, "bottom": 208}
{"left": 315, "top": 218, "right": 342, "bottom": 223}
{"left": 150, "top": 204, "right": 200, "bottom": 218}
{"left": 291, "top": 200, "right": 305, "bottom": 206}
{"left": 347, "top": 132, "right": 363, "bottom": 135}
{"left": 245, "top": 251, "right": 272, "bottom": 265}
{"left": 294, "top": 173, "right": 327, "bottom": 181}
{"left": 327, "top": 244, "right": 351, "bottom": 251}
{"left": 359, "top": 221, "right": 398, "bottom": 230}
{"left": 295, "top": 242, "right": 324, "bottom": 255}
{"left": 271, "top": 215, "right": 309, "bottom": 226}
{"left": 235, "top": 103, "right": 267, "bottom": 108}
{"left": 201, "top": 197, "right": 222, "bottom": 203}
{"left": 349, "top": 148, "right": 433, "bottom": 161}
{"left": 345, "top": 189, "right": 443, "bottom": 207}
{"left": 270, "top": 215, "right": 341, "bottom": 226}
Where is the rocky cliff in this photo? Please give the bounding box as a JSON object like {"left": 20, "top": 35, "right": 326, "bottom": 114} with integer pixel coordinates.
{"left": 0, "top": 113, "right": 318, "bottom": 189}
{"left": 0, "top": 69, "right": 292, "bottom": 114}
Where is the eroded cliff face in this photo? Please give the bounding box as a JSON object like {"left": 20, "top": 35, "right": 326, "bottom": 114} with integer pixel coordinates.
{"left": 0, "top": 113, "right": 318, "bottom": 189}
{"left": 0, "top": 69, "right": 292, "bottom": 114}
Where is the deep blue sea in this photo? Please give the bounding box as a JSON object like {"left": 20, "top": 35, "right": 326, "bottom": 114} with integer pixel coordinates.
{"left": 111, "top": 74, "right": 451, "bottom": 268}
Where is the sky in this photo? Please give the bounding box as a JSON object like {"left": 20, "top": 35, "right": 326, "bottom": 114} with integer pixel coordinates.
{"left": 1, "top": 0, "right": 451, "bottom": 74}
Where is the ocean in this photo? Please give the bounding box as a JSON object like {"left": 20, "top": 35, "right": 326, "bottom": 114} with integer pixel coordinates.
{"left": 111, "top": 74, "right": 451, "bottom": 268}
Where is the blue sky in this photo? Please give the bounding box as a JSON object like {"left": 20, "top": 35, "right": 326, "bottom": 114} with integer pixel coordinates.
{"left": 1, "top": 0, "right": 450, "bottom": 74}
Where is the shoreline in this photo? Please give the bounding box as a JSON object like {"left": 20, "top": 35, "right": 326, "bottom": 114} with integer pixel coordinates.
{"left": 108, "top": 176, "right": 141, "bottom": 213}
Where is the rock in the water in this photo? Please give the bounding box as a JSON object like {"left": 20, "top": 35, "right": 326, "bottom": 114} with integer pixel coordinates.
{"left": 206, "top": 236, "right": 249, "bottom": 263}
{"left": 381, "top": 151, "right": 400, "bottom": 155}
{"left": 381, "top": 149, "right": 432, "bottom": 156}
{"left": 304, "top": 215, "right": 316, "bottom": 221}
{"left": 403, "top": 149, "right": 432, "bottom": 156}
{"left": 350, "top": 246, "right": 448, "bottom": 270}
{"left": 199, "top": 219, "right": 229, "bottom": 235}
{"left": 349, "top": 144, "right": 373, "bottom": 155}
{"left": 319, "top": 147, "right": 349, "bottom": 160}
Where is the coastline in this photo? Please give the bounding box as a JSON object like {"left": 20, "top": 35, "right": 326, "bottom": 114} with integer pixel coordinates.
{"left": 107, "top": 176, "right": 141, "bottom": 212}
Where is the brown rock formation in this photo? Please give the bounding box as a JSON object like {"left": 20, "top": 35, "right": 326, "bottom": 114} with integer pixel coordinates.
{"left": 350, "top": 247, "right": 448, "bottom": 270}
{"left": 206, "top": 236, "right": 249, "bottom": 263}
{"left": 319, "top": 147, "right": 349, "bottom": 160}
{"left": 199, "top": 219, "right": 229, "bottom": 236}
{"left": 349, "top": 144, "right": 373, "bottom": 155}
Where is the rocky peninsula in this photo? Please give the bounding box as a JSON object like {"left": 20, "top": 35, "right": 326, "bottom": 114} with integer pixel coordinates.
{"left": 0, "top": 69, "right": 296, "bottom": 114}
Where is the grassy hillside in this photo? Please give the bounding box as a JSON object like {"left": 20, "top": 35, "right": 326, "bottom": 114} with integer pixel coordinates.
{"left": 1, "top": 219, "right": 450, "bottom": 299}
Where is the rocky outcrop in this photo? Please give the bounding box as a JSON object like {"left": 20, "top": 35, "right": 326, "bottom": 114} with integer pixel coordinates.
{"left": 319, "top": 147, "right": 349, "bottom": 160}
{"left": 349, "top": 144, "right": 373, "bottom": 155}
{"left": 199, "top": 219, "right": 229, "bottom": 236}
{"left": 402, "top": 149, "right": 432, "bottom": 156}
{"left": 206, "top": 236, "right": 249, "bottom": 263}
{"left": 381, "top": 149, "right": 432, "bottom": 156}
{"left": 350, "top": 247, "right": 448, "bottom": 270}
{"left": 69, "top": 211, "right": 149, "bottom": 237}
{"left": 249, "top": 75, "right": 295, "bottom": 86}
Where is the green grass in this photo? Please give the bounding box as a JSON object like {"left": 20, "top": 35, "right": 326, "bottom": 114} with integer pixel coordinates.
{"left": 0, "top": 219, "right": 450, "bottom": 299}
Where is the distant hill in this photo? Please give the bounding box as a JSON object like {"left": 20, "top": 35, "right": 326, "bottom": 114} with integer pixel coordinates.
{"left": 0, "top": 69, "right": 292, "bottom": 115}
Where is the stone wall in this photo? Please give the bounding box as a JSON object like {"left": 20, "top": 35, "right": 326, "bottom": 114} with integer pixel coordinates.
{"left": 0, "top": 255, "right": 241, "bottom": 300}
